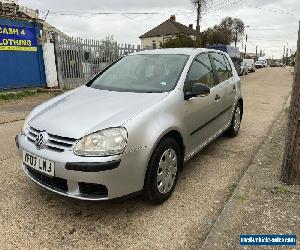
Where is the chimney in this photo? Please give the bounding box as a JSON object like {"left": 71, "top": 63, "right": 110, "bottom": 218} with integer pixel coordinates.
{"left": 170, "top": 15, "right": 176, "bottom": 22}
{"left": 189, "top": 24, "right": 193, "bottom": 29}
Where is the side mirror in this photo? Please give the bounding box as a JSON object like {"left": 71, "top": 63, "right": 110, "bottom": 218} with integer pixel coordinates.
{"left": 184, "top": 83, "right": 210, "bottom": 100}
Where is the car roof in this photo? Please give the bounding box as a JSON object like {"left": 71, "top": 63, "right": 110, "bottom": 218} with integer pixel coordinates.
{"left": 131, "top": 48, "right": 225, "bottom": 57}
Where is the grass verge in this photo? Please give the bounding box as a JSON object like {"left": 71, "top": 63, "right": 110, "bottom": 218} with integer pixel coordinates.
{"left": 0, "top": 89, "right": 58, "bottom": 101}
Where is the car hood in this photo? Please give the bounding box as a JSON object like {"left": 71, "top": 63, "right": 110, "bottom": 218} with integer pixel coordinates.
{"left": 29, "top": 86, "right": 168, "bottom": 139}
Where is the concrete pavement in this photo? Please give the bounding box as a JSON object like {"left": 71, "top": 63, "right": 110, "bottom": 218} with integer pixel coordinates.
{"left": 0, "top": 67, "right": 293, "bottom": 249}
{"left": 202, "top": 110, "right": 300, "bottom": 250}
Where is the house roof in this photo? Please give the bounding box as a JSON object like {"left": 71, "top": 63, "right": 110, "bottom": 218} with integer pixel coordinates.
{"left": 139, "top": 18, "right": 200, "bottom": 39}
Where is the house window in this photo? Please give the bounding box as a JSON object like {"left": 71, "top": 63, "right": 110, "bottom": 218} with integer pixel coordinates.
{"left": 152, "top": 40, "right": 157, "bottom": 49}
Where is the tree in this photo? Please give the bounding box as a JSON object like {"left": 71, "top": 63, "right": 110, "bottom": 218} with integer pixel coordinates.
{"left": 201, "top": 17, "right": 245, "bottom": 47}
{"left": 218, "top": 17, "right": 245, "bottom": 46}
{"left": 160, "top": 35, "right": 198, "bottom": 48}
{"left": 282, "top": 22, "right": 300, "bottom": 185}
{"left": 201, "top": 27, "right": 231, "bottom": 46}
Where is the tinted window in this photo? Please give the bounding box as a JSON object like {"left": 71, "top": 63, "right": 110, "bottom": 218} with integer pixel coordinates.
{"left": 186, "top": 53, "right": 215, "bottom": 89}
{"left": 90, "top": 54, "right": 189, "bottom": 93}
{"left": 224, "top": 55, "right": 233, "bottom": 77}
{"left": 211, "top": 53, "right": 230, "bottom": 83}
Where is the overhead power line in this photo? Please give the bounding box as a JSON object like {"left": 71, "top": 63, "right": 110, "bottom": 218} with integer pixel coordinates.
{"left": 41, "top": 0, "right": 245, "bottom": 18}
{"left": 244, "top": 4, "right": 297, "bottom": 17}
{"left": 49, "top": 11, "right": 166, "bottom": 16}
{"left": 40, "top": 1, "right": 297, "bottom": 21}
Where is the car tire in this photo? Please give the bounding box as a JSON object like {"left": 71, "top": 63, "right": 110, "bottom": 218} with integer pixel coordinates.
{"left": 143, "top": 137, "right": 181, "bottom": 204}
{"left": 224, "top": 103, "right": 242, "bottom": 138}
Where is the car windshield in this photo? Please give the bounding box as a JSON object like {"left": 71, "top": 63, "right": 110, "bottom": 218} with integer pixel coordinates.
{"left": 89, "top": 54, "right": 189, "bottom": 93}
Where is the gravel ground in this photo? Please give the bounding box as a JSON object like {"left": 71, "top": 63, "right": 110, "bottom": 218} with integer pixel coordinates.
{"left": 202, "top": 110, "right": 300, "bottom": 250}
{"left": 0, "top": 68, "right": 293, "bottom": 249}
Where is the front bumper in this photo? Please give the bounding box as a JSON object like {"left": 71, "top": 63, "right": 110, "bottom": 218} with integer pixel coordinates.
{"left": 16, "top": 134, "right": 151, "bottom": 200}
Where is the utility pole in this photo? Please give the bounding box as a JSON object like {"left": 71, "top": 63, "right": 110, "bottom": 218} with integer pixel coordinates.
{"left": 256, "top": 46, "right": 258, "bottom": 58}
{"left": 283, "top": 46, "right": 286, "bottom": 64}
{"left": 244, "top": 45, "right": 247, "bottom": 58}
{"left": 196, "top": 0, "right": 201, "bottom": 43}
{"left": 234, "top": 30, "right": 238, "bottom": 47}
{"left": 282, "top": 22, "right": 300, "bottom": 185}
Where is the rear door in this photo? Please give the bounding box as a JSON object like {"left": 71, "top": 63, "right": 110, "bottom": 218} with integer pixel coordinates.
{"left": 209, "top": 52, "right": 236, "bottom": 129}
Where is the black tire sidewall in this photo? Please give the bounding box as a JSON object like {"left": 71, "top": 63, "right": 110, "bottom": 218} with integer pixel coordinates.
{"left": 144, "top": 137, "right": 181, "bottom": 204}
{"left": 225, "top": 103, "right": 242, "bottom": 138}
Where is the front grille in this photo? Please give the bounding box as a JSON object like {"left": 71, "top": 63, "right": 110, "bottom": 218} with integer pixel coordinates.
{"left": 26, "top": 126, "right": 76, "bottom": 152}
{"left": 79, "top": 182, "right": 108, "bottom": 197}
{"left": 27, "top": 166, "right": 68, "bottom": 192}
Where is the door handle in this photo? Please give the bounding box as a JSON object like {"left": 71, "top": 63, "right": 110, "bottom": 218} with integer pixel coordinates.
{"left": 215, "top": 94, "right": 221, "bottom": 102}
{"left": 232, "top": 85, "right": 236, "bottom": 90}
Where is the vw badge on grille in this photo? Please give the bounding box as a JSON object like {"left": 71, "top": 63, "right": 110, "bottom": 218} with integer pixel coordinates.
{"left": 35, "top": 131, "right": 49, "bottom": 150}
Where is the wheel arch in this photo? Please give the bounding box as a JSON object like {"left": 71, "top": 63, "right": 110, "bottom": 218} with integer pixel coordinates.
{"left": 150, "top": 129, "right": 185, "bottom": 171}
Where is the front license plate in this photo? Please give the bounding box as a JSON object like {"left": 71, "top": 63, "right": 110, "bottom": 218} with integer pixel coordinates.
{"left": 23, "top": 151, "right": 55, "bottom": 176}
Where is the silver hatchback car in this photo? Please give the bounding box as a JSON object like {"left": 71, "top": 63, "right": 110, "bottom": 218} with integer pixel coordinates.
{"left": 16, "top": 48, "right": 243, "bottom": 204}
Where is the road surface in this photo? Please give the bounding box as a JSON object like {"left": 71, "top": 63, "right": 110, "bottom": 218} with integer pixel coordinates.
{"left": 0, "top": 67, "right": 292, "bottom": 249}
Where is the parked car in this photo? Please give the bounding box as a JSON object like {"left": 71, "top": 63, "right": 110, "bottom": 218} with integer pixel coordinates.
{"left": 243, "top": 59, "right": 256, "bottom": 72}
{"left": 270, "top": 61, "right": 277, "bottom": 67}
{"left": 232, "top": 57, "right": 242, "bottom": 76}
{"left": 257, "top": 57, "right": 268, "bottom": 68}
{"left": 240, "top": 61, "right": 249, "bottom": 76}
{"left": 255, "top": 60, "right": 264, "bottom": 68}
{"left": 16, "top": 48, "right": 243, "bottom": 204}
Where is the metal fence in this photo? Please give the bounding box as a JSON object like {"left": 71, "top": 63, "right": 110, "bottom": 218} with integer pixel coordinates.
{"left": 53, "top": 34, "right": 142, "bottom": 89}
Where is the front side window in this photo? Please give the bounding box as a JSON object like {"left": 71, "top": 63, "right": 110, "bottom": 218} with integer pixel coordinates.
{"left": 186, "top": 53, "right": 215, "bottom": 89}
{"left": 211, "top": 53, "right": 230, "bottom": 83}
{"left": 89, "top": 54, "right": 189, "bottom": 93}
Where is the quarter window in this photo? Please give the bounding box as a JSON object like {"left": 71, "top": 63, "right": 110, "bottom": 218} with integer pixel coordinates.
{"left": 211, "top": 53, "right": 230, "bottom": 83}
{"left": 186, "top": 53, "right": 215, "bottom": 89}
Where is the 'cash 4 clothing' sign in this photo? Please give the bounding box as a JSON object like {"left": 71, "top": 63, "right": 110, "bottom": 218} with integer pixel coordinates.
{"left": 0, "top": 25, "right": 38, "bottom": 52}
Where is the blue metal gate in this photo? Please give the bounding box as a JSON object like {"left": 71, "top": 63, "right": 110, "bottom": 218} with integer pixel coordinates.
{"left": 0, "top": 17, "right": 46, "bottom": 90}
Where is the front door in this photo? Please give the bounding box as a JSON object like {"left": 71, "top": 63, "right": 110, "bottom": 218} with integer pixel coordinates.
{"left": 184, "top": 53, "right": 222, "bottom": 157}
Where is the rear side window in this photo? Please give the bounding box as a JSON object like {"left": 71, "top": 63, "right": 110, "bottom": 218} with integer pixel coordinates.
{"left": 223, "top": 55, "right": 233, "bottom": 77}
{"left": 186, "top": 53, "right": 215, "bottom": 89}
{"left": 211, "top": 53, "right": 230, "bottom": 83}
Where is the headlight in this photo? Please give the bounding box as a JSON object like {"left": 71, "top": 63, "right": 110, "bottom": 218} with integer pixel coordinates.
{"left": 74, "top": 127, "right": 128, "bottom": 157}
{"left": 22, "top": 116, "right": 30, "bottom": 135}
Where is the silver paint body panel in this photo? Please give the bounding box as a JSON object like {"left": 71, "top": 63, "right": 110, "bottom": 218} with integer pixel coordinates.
{"left": 18, "top": 48, "right": 242, "bottom": 200}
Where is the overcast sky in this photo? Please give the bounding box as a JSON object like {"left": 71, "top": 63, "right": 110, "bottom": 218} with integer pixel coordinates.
{"left": 19, "top": 0, "right": 300, "bottom": 58}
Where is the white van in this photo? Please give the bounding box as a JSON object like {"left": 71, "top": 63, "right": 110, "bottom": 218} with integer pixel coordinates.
{"left": 243, "top": 59, "right": 255, "bottom": 72}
